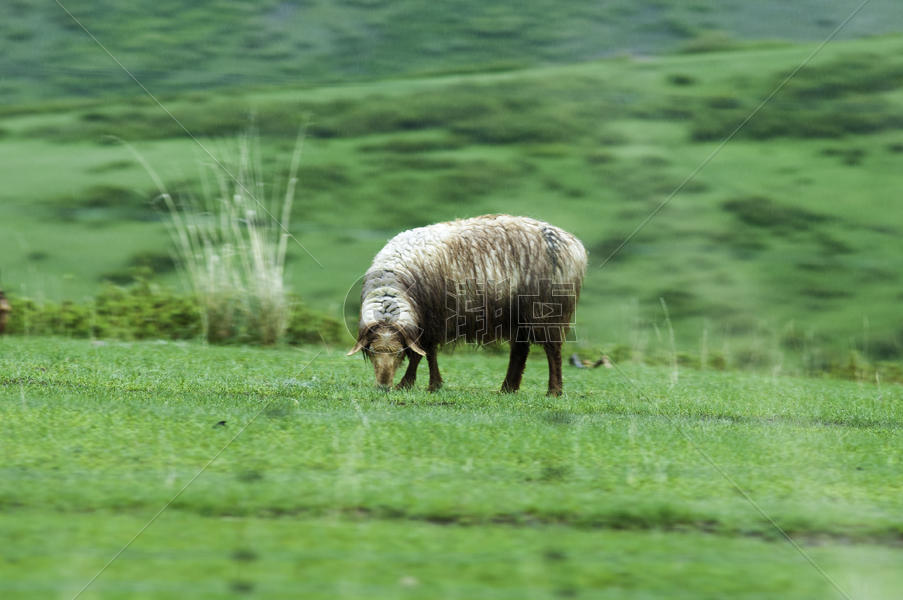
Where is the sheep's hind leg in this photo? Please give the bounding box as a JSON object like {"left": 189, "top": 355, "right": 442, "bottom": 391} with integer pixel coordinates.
{"left": 427, "top": 347, "right": 443, "bottom": 392}
{"left": 396, "top": 351, "right": 422, "bottom": 390}
{"left": 500, "top": 341, "right": 530, "bottom": 393}
{"left": 543, "top": 341, "right": 563, "bottom": 397}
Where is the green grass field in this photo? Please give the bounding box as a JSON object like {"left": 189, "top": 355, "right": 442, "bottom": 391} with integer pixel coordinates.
{"left": 2, "top": 3, "right": 902, "bottom": 599}
{"left": 1, "top": 337, "right": 901, "bottom": 598}
{"left": 3, "top": 34, "right": 903, "bottom": 370}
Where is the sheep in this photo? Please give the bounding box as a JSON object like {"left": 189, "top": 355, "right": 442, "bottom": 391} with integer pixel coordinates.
{"left": 347, "top": 214, "right": 587, "bottom": 396}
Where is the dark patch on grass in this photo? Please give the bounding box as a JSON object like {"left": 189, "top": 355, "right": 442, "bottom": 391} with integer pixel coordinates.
{"left": 821, "top": 146, "right": 866, "bottom": 166}
{"left": 265, "top": 405, "right": 291, "bottom": 418}
{"left": 379, "top": 156, "right": 461, "bottom": 171}
{"left": 678, "top": 31, "right": 739, "bottom": 54}
{"left": 538, "top": 464, "right": 572, "bottom": 482}
{"left": 681, "top": 179, "right": 709, "bottom": 193}
{"left": 722, "top": 196, "right": 829, "bottom": 232}
{"left": 588, "top": 237, "right": 632, "bottom": 263}
{"left": 294, "top": 164, "right": 351, "bottom": 191}
{"left": 230, "top": 548, "right": 259, "bottom": 562}
{"left": 868, "top": 337, "right": 903, "bottom": 361}
{"left": 429, "top": 165, "right": 512, "bottom": 205}
{"left": 125, "top": 251, "right": 176, "bottom": 275}
{"left": 229, "top": 580, "right": 255, "bottom": 594}
{"left": 543, "top": 548, "right": 568, "bottom": 562}
{"left": 639, "top": 154, "right": 669, "bottom": 167}
{"left": 53, "top": 185, "right": 159, "bottom": 224}
{"left": 653, "top": 288, "right": 698, "bottom": 317}
{"left": 80, "top": 112, "right": 111, "bottom": 122}
{"left": 25, "top": 251, "right": 49, "bottom": 262}
{"left": 782, "top": 53, "right": 903, "bottom": 101}
{"left": 85, "top": 159, "right": 134, "bottom": 174}
{"left": 542, "top": 410, "right": 576, "bottom": 425}
{"left": 585, "top": 149, "right": 616, "bottom": 165}
{"left": 795, "top": 258, "right": 837, "bottom": 272}
{"left": 813, "top": 232, "right": 853, "bottom": 255}
{"left": 692, "top": 54, "right": 903, "bottom": 140}
{"left": 705, "top": 230, "right": 768, "bottom": 257}
{"left": 450, "top": 112, "right": 578, "bottom": 145}
{"left": 799, "top": 287, "right": 852, "bottom": 300}
{"left": 667, "top": 73, "right": 696, "bottom": 86}
{"left": 543, "top": 178, "right": 586, "bottom": 198}
{"left": 705, "top": 95, "right": 742, "bottom": 109}
{"left": 237, "top": 470, "right": 264, "bottom": 483}
{"left": 98, "top": 270, "right": 138, "bottom": 286}
{"left": 358, "top": 135, "right": 465, "bottom": 154}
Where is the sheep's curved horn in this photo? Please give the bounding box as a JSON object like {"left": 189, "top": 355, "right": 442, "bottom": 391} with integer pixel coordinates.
{"left": 346, "top": 339, "right": 366, "bottom": 356}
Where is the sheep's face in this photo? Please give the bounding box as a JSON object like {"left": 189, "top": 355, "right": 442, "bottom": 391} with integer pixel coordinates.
{"left": 346, "top": 323, "right": 426, "bottom": 389}
{"left": 369, "top": 326, "right": 405, "bottom": 388}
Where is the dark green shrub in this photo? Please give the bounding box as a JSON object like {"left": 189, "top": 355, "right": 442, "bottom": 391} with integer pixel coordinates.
{"left": 450, "top": 113, "right": 576, "bottom": 145}
{"left": 707, "top": 352, "right": 727, "bottom": 370}
{"left": 781, "top": 54, "right": 903, "bottom": 100}
{"left": 678, "top": 31, "right": 738, "bottom": 54}
{"left": 4, "top": 284, "right": 341, "bottom": 347}
{"left": 285, "top": 300, "right": 345, "bottom": 345}
{"left": 691, "top": 54, "right": 903, "bottom": 141}
{"left": 667, "top": 73, "right": 696, "bottom": 86}
{"left": 357, "top": 135, "right": 465, "bottom": 154}
{"left": 706, "top": 95, "right": 742, "bottom": 109}
{"left": 722, "top": 196, "right": 829, "bottom": 232}
{"left": 607, "top": 344, "right": 633, "bottom": 364}
{"left": 876, "top": 361, "right": 903, "bottom": 384}
{"left": 92, "top": 279, "right": 202, "bottom": 340}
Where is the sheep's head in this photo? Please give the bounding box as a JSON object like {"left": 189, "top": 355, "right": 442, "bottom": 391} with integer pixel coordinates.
{"left": 347, "top": 323, "right": 425, "bottom": 389}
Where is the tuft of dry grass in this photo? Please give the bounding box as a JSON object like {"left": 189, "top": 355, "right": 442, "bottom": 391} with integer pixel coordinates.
{"left": 132, "top": 131, "right": 304, "bottom": 344}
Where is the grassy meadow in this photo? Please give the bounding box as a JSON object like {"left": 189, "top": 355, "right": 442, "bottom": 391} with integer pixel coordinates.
{"left": 2, "top": 2, "right": 903, "bottom": 598}
{"left": 3, "top": 34, "right": 903, "bottom": 370}
{"left": 1, "top": 337, "right": 901, "bottom": 599}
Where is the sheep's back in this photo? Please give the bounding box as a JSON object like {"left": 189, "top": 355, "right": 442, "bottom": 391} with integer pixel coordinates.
{"left": 365, "top": 215, "right": 586, "bottom": 344}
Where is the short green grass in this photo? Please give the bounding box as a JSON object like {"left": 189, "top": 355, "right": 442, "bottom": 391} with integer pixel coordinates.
{"left": 1, "top": 337, "right": 901, "bottom": 598}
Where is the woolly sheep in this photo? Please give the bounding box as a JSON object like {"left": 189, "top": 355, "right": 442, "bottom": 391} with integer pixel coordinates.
{"left": 347, "top": 214, "right": 586, "bottom": 396}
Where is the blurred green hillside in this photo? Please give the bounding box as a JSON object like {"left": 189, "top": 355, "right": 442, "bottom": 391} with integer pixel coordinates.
{"left": 1, "top": 3, "right": 902, "bottom": 372}
{"left": 1, "top": 0, "right": 901, "bottom": 102}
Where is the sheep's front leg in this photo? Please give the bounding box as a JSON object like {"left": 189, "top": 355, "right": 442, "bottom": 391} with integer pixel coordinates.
{"left": 427, "top": 347, "right": 443, "bottom": 392}
{"left": 500, "top": 341, "right": 530, "bottom": 393}
{"left": 396, "top": 350, "right": 422, "bottom": 390}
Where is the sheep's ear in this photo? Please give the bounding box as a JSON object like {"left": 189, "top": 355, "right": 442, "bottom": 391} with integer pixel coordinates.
{"left": 347, "top": 325, "right": 374, "bottom": 356}
{"left": 401, "top": 330, "right": 426, "bottom": 356}
{"left": 345, "top": 338, "right": 366, "bottom": 356}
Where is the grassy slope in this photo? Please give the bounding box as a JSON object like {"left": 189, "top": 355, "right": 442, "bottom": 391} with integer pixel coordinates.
{"left": 2, "top": 36, "right": 903, "bottom": 367}
{"left": 2, "top": 0, "right": 900, "bottom": 103}
{"left": 1, "top": 337, "right": 902, "bottom": 598}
